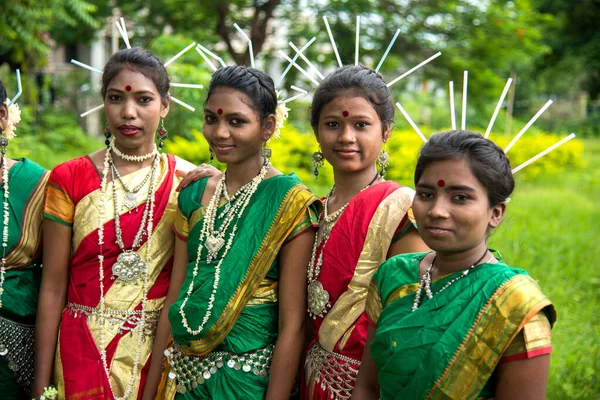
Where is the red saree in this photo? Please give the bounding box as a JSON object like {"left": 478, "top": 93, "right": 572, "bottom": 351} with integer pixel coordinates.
{"left": 44, "top": 154, "right": 193, "bottom": 399}
{"left": 303, "top": 181, "right": 414, "bottom": 400}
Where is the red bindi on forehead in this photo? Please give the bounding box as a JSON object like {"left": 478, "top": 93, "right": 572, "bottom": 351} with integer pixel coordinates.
{"left": 342, "top": 110, "right": 349, "bottom": 117}
{"left": 125, "top": 85, "right": 132, "bottom": 92}
{"left": 217, "top": 108, "right": 223, "bottom": 115}
{"left": 437, "top": 179, "right": 446, "bottom": 188}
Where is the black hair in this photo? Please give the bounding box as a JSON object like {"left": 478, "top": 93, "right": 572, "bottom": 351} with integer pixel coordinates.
{"left": 414, "top": 130, "right": 514, "bottom": 206}
{"left": 0, "top": 80, "right": 6, "bottom": 103}
{"left": 101, "top": 48, "right": 170, "bottom": 102}
{"left": 206, "top": 66, "right": 277, "bottom": 123}
{"left": 310, "top": 65, "right": 394, "bottom": 134}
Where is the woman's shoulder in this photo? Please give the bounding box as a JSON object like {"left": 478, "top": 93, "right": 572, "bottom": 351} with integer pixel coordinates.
{"left": 375, "top": 252, "right": 426, "bottom": 287}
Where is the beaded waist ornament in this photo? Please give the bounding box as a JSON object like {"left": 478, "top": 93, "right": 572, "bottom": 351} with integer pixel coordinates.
{"left": 306, "top": 342, "right": 360, "bottom": 400}
{"left": 164, "top": 343, "right": 275, "bottom": 394}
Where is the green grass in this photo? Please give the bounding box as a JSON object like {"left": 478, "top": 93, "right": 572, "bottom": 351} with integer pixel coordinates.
{"left": 488, "top": 139, "right": 600, "bottom": 399}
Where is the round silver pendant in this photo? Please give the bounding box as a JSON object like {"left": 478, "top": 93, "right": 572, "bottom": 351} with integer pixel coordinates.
{"left": 0, "top": 343, "right": 7, "bottom": 356}
{"left": 308, "top": 281, "right": 331, "bottom": 318}
{"left": 112, "top": 250, "right": 145, "bottom": 283}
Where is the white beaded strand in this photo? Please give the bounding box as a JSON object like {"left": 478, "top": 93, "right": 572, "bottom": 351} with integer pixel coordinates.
{"left": 97, "top": 148, "right": 160, "bottom": 399}
{"left": 0, "top": 154, "right": 8, "bottom": 307}
{"left": 110, "top": 138, "right": 157, "bottom": 163}
{"left": 179, "top": 161, "right": 270, "bottom": 335}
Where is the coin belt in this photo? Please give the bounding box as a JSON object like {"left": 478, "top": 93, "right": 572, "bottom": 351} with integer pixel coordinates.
{"left": 165, "top": 342, "right": 275, "bottom": 394}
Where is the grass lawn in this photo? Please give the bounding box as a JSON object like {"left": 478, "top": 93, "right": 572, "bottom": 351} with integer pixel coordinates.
{"left": 488, "top": 138, "right": 600, "bottom": 399}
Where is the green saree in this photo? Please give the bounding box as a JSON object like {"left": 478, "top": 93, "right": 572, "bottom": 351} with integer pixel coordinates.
{"left": 0, "top": 158, "right": 48, "bottom": 398}
{"left": 162, "top": 173, "right": 318, "bottom": 399}
{"left": 366, "top": 252, "right": 556, "bottom": 400}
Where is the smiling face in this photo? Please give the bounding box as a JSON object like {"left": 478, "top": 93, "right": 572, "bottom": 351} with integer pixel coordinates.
{"left": 316, "top": 95, "right": 389, "bottom": 174}
{"left": 104, "top": 68, "right": 169, "bottom": 153}
{"left": 203, "top": 87, "right": 274, "bottom": 165}
{"left": 412, "top": 157, "right": 505, "bottom": 254}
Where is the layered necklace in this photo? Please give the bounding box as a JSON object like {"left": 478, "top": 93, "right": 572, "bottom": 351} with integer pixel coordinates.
{"left": 97, "top": 147, "right": 160, "bottom": 400}
{"left": 179, "top": 160, "right": 271, "bottom": 335}
{"left": 0, "top": 153, "right": 9, "bottom": 309}
{"left": 109, "top": 154, "right": 159, "bottom": 283}
{"left": 412, "top": 249, "right": 493, "bottom": 312}
{"left": 307, "top": 172, "right": 379, "bottom": 319}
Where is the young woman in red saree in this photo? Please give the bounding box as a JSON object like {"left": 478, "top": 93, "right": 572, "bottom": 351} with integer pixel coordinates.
{"left": 32, "top": 48, "right": 211, "bottom": 400}
{"left": 302, "top": 66, "right": 428, "bottom": 400}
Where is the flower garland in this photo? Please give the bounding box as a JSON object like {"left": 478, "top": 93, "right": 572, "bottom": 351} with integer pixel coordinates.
{"left": 31, "top": 385, "right": 58, "bottom": 400}
{"left": 97, "top": 148, "right": 160, "bottom": 399}
{"left": 2, "top": 99, "right": 21, "bottom": 140}
{"left": 273, "top": 100, "right": 289, "bottom": 139}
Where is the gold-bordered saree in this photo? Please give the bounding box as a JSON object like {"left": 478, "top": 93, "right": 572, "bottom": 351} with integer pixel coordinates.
{"left": 44, "top": 153, "right": 193, "bottom": 399}
{"left": 366, "top": 252, "right": 556, "bottom": 400}
{"left": 160, "top": 173, "right": 318, "bottom": 399}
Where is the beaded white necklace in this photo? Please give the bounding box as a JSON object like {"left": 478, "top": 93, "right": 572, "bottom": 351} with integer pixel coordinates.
{"left": 110, "top": 138, "right": 157, "bottom": 163}
{"left": 0, "top": 155, "right": 9, "bottom": 308}
{"left": 412, "top": 250, "right": 493, "bottom": 312}
{"left": 307, "top": 173, "right": 379, "bottom": 319}
{"left": 97, "top": 148, "right": 160, "bottom": 400}
{"left": 179, "top": 161, "right": 270, "bottom": 335}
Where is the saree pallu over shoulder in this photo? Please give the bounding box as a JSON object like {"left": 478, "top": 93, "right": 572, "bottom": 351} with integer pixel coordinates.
{"left": 0, "top": 159, "right": 47, "bottom": 398}
{"left": 369, "top": 255, "right": 556, "bottom": 400}
{"left": 44, "top": 154, "right": 188, "bottom": 399}
{"left": 314, "top": 182, "right": 414, "bottom": 355}
{"left": 303, "top": 182, "right": 414, "bottom": 400}
{"left": 170, "top": 174, "right": 319, "bottom": 355}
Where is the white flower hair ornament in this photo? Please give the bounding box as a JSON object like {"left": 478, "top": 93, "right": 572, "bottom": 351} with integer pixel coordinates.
{"left": 2, "top": 69, "right": 23, "bottom": 142}
{"left": 272, "top": 92, "right": 290, "bottom": 140}
{"left": 2, "top": 99, "right": 21, "bottom": 141}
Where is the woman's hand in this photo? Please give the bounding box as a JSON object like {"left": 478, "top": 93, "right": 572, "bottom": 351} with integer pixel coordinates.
{"left": 176, "top": 163, "right": 220, "bottom": 191}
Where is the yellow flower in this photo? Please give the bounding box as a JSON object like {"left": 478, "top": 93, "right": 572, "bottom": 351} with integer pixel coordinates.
{"left": 2, "top": 99, "right": 21, "bottom": 140}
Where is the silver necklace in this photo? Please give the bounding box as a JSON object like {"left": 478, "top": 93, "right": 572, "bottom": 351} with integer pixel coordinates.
{"left": 109, "top": 158, "right": 153, "bottom": 211}
{"left": 307, "top": 172, "right": 379, "bottom": 319}
{"left": 412, "top": 250, "right": 493, "bottom": 312}
{"left": 110, "top": 155, "right": 159, "bottom": 283}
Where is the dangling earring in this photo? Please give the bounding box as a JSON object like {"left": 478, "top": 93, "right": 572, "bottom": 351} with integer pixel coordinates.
{"left": 209, "top": 148, "right": 215, "bottom": 164}
{"left": 157, "top": 119, "right": 168, "bottom": 150}
{"left": 104, "top": 124, "right": 111, "bottom": 148}
{"left": 261, "top": 142, "right": 272, "bottom": 160}
{"left": 377, "top": 142, "right": 390, "bottom": 177}
{"left": 311, "top": 148, "right": 324, "bottom": 179}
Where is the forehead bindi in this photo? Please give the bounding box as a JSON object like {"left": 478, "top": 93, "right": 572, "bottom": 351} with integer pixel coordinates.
{"left": 342, "top": 110, "right": 349, "bottom": 117}
{"left": 217, "top": 108, "right": 223, "bottom": 115}
{"left": 125, "top": 85, "right": 132, "bottom": 92}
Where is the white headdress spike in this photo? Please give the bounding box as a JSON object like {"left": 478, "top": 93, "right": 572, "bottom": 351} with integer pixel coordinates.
{"left": 7, "top": 69, "right": 22, "bottom": 106}
{"left": 375, "top": 29, "right": 401, "bottom": 73}
{"left": 170, "top": 83, "right": 204, "bottom": 89}
{"left": 511, "top": 133, "right": 576, "bottom": 174}
{"left": 449, "top": 81, "right": 456, "bottom": 130}
{"left": 276, "top": 37, "right": 316, "bottom": 88}
{"left": 70, "top": 59, "right": 103, "bottom": 74}
{"left": 278, "top": 51, "right": 320, "bottom": 87}
{"left": 461, "top": 71, "right": 468, "bottom": 130}
{"left": 195, "top": 46, "right": 218, "bottom": 72}
{"left": 279, "top": 86, "right": 309, "bottom": 105}
{"left": 196, "top": 45, "right": 227, "bottom": 68}
{"left": 233, "top": 23, "right": 255, "bottom": 68}
{"left": 387, "top": 52, "right": 442, "bottom": 88}
{"left": 396, "top": 102, "right": 428, "bottom": 143}
{"left": 164, "top": 42, "right": 197, "bottom": 68}
{"left": 169, "top": 95, "right": 196, "bottom": 112}
{"left": 115, "top": 19, "right": 131, "bottom": 49}
{"left": 485, "top": 78, "right": 513, "bottom": 138}
{"left": 288, "top": 42, "right": 324, "bottom": 80}
{"left": 355, "top": 16, "right": 361, "bottom": 66}
{"left": 120, "top": 18, "right": 131, "bottom": 48}
{"left": 80, "top": 104, "right": 105, "bottom": 118}
{"left": 504, "top": 99, "right": 553, "bottom": 153}
{"left": 323, "top": 16, "right": 343, "bottom": 68}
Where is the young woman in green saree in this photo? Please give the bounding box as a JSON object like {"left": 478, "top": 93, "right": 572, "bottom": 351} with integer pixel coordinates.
{"left": 143, "top": 66, "right": 319, "bottom": 399}
{"left": 354, "top": 130, "right": 555, "bottom": 400}
{"left": 0, "top": 79, "right": 49, "bottom": 398}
